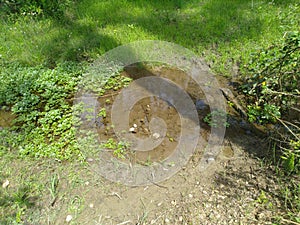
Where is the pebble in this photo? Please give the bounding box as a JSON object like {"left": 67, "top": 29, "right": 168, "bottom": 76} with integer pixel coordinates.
{"left": 152, "top": 132, "right": 160, "bottom": 139}
{"left": 2, "top": 180, "right": 9, "bottom": 188}
{"left": 179, "top": 216, "right": 183, "bottom": 222}
{"left": 129, "top": 127, "right": 136, "bottom": 133}
{"left": 195, "top": 99, "right": 208, "bottom": 110}
{"left": 207, "top": 157, "right": 215, "bottom": 163}
{"left": 66, "top": 215, "right": 72, "bottom": 222}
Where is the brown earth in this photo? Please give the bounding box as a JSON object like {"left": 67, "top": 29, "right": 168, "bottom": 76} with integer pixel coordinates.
{"left": 0, "top": 65, "right": 287, "bottom": 225}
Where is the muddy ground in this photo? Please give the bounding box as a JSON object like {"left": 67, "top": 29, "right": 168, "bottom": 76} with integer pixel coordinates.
{"left": 60, "top": 65, "right": 284, "bottom": 225}
{"left": 1, "top": 65, "right": 290, "bottom": 224}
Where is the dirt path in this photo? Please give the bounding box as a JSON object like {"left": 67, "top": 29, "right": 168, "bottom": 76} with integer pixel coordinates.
{"left": 50, "top": 133, "right": 281, "bottom": 225}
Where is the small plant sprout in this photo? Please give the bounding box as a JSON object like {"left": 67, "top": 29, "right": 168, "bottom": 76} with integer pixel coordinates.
{"left": 204, "top": 110, "right": 229, "bottom": 128}
{"left": 100, "top": 138, "right": 130, "bottom": 159}
{"left": 97, "top": 108, "right": 107, "bottom": 118}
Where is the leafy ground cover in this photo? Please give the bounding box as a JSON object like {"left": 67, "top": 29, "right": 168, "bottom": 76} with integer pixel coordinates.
{"left": 0, "top": 0, "right": 299, "bottom": 224}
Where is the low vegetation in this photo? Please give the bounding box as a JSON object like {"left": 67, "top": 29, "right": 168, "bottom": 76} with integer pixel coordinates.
{"left": 241, "top": 30, "right": 300, "bottom": 223}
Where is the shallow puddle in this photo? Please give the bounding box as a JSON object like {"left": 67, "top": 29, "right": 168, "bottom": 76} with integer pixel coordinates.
{"left": 91, "top": 64, "right": 213, "bottom": 165}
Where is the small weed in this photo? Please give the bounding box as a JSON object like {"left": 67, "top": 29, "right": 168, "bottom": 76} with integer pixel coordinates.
{"left": 145, "top": 156, "right": 153, "bottom": 166}
{"left": 48, "top": 174, "right": 59, "bottom": 205}
{"left": 98, "top": 75, "right": 132, "bottom": 96}
{"left": 100, "top": 138, "right": 130, "bottom": 159}
{"left": 227, "top": 101, "right": 235, "bottom": 108}
{"left": 97, "top": 108, "right": 107, "bottom": 119}
{"left": 166, "top": 133, "right": 174, "bottom": 142}
{"left": 204, "top": 110, "right": 229, "bottom": 128}
{"left": 68, "top": 195, "right": 84, "bottom": 221}
{"left": 256, "top": 190, "right": 270, "bottom": 205}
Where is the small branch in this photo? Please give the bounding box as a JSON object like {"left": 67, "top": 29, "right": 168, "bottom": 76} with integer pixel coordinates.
{"left": 98, "top": 91, "right": 120, "bottom": 98}
{"left": 116, "top": 220, "right": 132, "bottom": 225}
{"left": 279, "top": 119, "right": 300, "bottom": 130}
{"left": 276, "top": 116, "right": 300, "bottom": 141}
{"left": 265, "top": 89, "right": 300, "bottom": 97}
{"left": 291, "top": 107, "right": 300, "bottom": 113}
{"left": 110, "top": 192, "right": 122, "bottom": 200}
{"left": 281, "top": 218, "right": 300, "bottom": 225}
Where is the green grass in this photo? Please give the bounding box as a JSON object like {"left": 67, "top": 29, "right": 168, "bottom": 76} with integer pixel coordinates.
{"left": 0, "top": 0, "right": 299, "bottom": 74}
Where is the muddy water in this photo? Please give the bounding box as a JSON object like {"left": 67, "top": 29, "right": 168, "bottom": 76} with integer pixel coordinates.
{"left": 95, "top": 64, "right": 213, "bottom": 165}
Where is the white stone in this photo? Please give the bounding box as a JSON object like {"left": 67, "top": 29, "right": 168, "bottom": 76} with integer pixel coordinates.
{"left": 2, "top": 180, "right": 9, "bottom": 188}
{"left": 129, "top": 127, "right": 136, "bottom": 133}
{"left": 66, "top": 215, "right": 72, "bottom": 222}
{"left": 152, "top": 132, "right": 160, "bottom": 139}
{"left": 207, "top": 157, "right": 215, "bottom": 163}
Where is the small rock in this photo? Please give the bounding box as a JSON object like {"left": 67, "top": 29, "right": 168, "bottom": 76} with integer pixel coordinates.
{"left": 188, "top": 194, "right": 193, "bottom": 198}
{"left": 129, "top": 127, "right": 136, "bottom": 133}
{"left": 2, "top": 180, "right": 9, "bottom": 188}
{"left": 217, "top": 195, "right": 226, "bottom": 200}
{"left": 179, "top": 216, "right": 183, "bottom": 222}
{"left": 86, "top": 158, "right": 94, "bottom": 162}
{"left": 207, "top": 157, "right": 215, "bottom": 163}
{"left": 66, "top": 215, "right": 72, "bottom": 222}
{"left": 152, "top": 132, "right": 160, "bottom": 139}
{"left": 89, "top": 203, "right": 94, "bottom": 208}
{"left": 195, "top": 99, "right": 208, "bottom": 110}
{"left": 133, "top": 123, "right": 137, "bottom": 128}
{"left": 165, "top": 218, "right": 170, "bottom": 223}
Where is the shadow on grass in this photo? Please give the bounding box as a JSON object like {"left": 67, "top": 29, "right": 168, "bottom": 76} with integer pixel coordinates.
{"left": 19, "top": 0, "right": 273, "bottom": 65}
{"left": 2, "top": 0, "right": 298, "bottom": 66}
